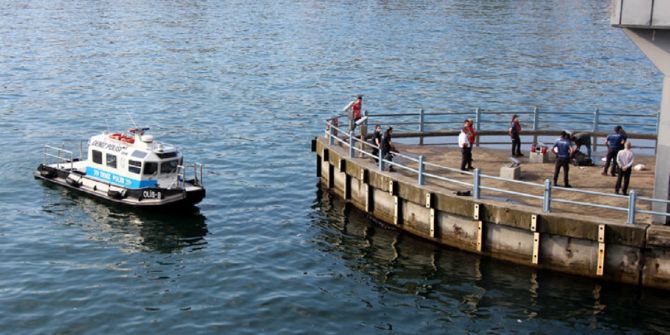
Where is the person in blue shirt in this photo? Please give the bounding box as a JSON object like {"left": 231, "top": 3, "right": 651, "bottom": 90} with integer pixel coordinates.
{"left": 552, "top": 131, "right": 575, "bottom": 187}
{"left": 602, "top": 125, "right": 626, "bottom": 176}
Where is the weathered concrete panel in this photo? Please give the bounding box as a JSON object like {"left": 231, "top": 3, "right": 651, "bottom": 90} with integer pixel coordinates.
{"left": 647, "top": 225, "right": 670, "bottom": 247}
{"left": 401, "top": 199, "right": 431, "bottom": 236}
{"left": 604, "top": 244, "right": 641, "bottom": 285}
{"left": 435, "top": 212, "right": 479, "bottom": 252}
{"left": 371, "top": 188, "right": 396, "bottom": 224}
{"left": 539, "top": 235, "right": 596, "bottom": 276}
{"left": 350, "top": 174, "right": 366, "bottom": 209}
{"left": 642, "top": 248, "right": 670, "bottom": 289}
{"left": 486, "top": 224, "right": 533, "bottom": 262}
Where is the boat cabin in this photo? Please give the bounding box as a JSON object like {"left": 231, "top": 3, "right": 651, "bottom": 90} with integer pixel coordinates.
{"left": 84, "top": 128, "right": 183, "bottom": 189}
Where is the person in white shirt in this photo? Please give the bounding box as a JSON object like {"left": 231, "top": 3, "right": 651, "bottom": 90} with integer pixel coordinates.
{"left": 458, "top": 126, "right": 472, "bottom": 171}
{"left": 615, "top": 141, "right": 634, "bottom": 195}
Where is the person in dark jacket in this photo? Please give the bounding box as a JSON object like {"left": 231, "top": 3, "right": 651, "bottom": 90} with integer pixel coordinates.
{"left": 510, "top": 114, "right": 523, "bottom": 157}
{"left": 371, "top": 124, "right": 382, "bottom": 162}
{"left": 552, "top": 131, "right": 575, "bottom": 187}
{"left": 571, "top": 132, "right": 592, "bottom": 158}
{"left": 380, "top": 127, "right": 395, "bottom": 171}
{"left": 603, "top": 125, "right": 626, "bottom": 176}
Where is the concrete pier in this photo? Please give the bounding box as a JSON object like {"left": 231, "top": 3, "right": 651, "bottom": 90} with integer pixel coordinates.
{"left": 313, "top": 135, "right": 670, "bottom": 290}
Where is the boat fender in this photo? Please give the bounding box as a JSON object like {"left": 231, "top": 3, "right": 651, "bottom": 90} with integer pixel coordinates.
{"left": 66, "top": 177, "right": 81, "bottom": 188}
{"left": 107, "top": 189, "right": 125, "bottom": 199}
{"left": 40, "top": 169, "right": 56, "bottom": 179}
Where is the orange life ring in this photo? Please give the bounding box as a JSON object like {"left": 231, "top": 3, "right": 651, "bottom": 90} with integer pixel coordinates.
{"left": 110, "top": 133, "right": 122, "bottom": 140}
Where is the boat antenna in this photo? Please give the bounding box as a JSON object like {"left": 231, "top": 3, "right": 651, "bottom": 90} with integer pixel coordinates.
{"left": 126, "top": 111, "right": 139, "bottom": 129}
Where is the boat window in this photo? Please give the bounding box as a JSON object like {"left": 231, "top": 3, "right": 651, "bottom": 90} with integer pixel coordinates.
{"left": 106, "top": 154, "right": 117, "bottom": 168}
{"left": 144, "top": 162, "right": 158, "bottom": 175}
{"left": 160, "top": 159, "right": 179, "bottom": 174}
{"left": 92, "top": 150, "right": 103, "bottom": 164}
{"left": 128, "top": 160, "right": 141, "bottom": 174}
{"left": 131, "top": 150, "right": 148, "bottom": 159}
{"left": 156, "top": 152, "right": 178, "bottom": 159}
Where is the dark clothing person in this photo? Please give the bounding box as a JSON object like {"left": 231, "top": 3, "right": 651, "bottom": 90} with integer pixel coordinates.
{"left": 510, "top": 116, "right": 522, "bottom": 157}
{"left": 572, "top": 132, "right": 592, "bottom": 158}
{"left": 615, "top": 168, "right": 632, "bottom": 195}
{"left": 371, "top": 128, "right": 382, "bottom": 161}
{"left": 552, "top": 135, "right": 573, "bottom": 187}
{"left": 380, "top": 128, "right": 394, "bottom": 171}
{"left": 603, "top": 129, "right": 626, "bottom": 176}
{"left": 458, "top": 128, "right": 472, "bottom": 171}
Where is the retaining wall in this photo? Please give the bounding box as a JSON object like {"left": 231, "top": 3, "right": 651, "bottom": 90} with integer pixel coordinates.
{"left": 313, "top": 136, "right": 670, "bottom": 290}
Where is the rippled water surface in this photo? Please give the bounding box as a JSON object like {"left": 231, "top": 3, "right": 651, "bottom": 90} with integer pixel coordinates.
{"left": 1, "top": 1, "right": 669, "bottom": 333}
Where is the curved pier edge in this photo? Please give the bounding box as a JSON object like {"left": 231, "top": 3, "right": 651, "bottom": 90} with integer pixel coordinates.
{"left": 313, "top": 136, "right": 670, "bottom": 290}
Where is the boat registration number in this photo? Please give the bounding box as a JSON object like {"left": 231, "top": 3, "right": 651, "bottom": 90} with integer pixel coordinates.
{"left": 142, "top": 190, "right": 162, "bottom": 200}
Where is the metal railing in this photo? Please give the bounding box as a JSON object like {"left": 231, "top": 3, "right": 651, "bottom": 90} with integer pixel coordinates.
{"left": 324, "top": 118, "right": 667, "bottom": 225}
{"left": 43, "top": 145, "right": 76, "bottom": 171}
{"left": 364, "top": 106, "right": 659, "bottom": 152}
{"left": 175, "top": 162, "right": 204, "bottom": 189}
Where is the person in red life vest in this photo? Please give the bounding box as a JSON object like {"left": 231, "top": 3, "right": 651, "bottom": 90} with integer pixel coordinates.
{"left": 344, "top": 95, "right": 363, "bottom": 132}
{"left": 461, "top": 119, "right": 475, "bottom": 170}
{"left": 465, "top": 119, "right": 476, "bottom": 146}
{"left": 509, "top": 114, "right": 523, "bottom": 157}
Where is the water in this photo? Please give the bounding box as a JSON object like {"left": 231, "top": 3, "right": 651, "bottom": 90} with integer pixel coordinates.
{"left": 1, "top": 0, "right": 668, "bottom": 333}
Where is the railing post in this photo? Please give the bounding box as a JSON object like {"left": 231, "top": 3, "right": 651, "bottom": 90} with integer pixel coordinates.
{"left": 473, "top": 168, "right": 481, "bottom": 200}
{"left": 419, "top": 108, "right": 425, "bottom": 145}
{"left": 378, "top": 148, "right": 383, "bottom": 171}
{"left": 543, "top": 179, "right": 552, "bottom": 213}
{"left": 328, "top": 122, "right": 334, "bottom": 146}
{"left": 627, "top": 190, "right": 637, "bottom": 224}
{"left": 592, "top": 108, "right": 599, "bottom": 153}
{"left": 475, "top": 107, "right": 481, "bottom": 147}
{"left": 532, "top": 107, "right": 539, "bottom": 146}
{"left": 418, "top": 155, "right": 425, "bottom": 185}
{"left": 348, "top": 131, "right": 354, "bottom": 158}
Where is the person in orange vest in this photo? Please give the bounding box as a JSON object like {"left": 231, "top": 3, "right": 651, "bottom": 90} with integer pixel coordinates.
{"left": 344, "top": 95, "right": 363, "bottom": 132}
{"left": 460, "top": 119, "right": 475, "bottom": 170}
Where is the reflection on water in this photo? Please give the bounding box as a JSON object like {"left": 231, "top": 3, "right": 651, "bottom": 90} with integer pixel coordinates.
{"left": 40, "top": 183, "right": 207, "bottom": 253}
{"left": 312, "top": 185, "right": 670, "bottom": 333}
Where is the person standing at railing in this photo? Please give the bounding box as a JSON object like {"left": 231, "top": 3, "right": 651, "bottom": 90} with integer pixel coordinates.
{"left": 615, "top": 141, "right": 634, "bottom": 195}
{"left": 603, "top": 125, "right": 626, "bottom": 177}
{"left": 571, "top": 132, "right": 592, "bottom": 159}
{"left": 552, "top": 131, "right": 574, "bottom": 188}
{"left": 343, "top": 95, "right": 363, "bottom": 132}
{"left": 371, "top": 124, "right": 382, "bottom": 162}
{"left": 459, "top": 124, "right": 473, "bottom": 171}
{"left": 509, "top": 114, "right": 523, "bottom": 157}
{"left": 465, "top": 119, "right": 476, "bottom": 147}
{"left": 381, "top": 126, "right": 395, "bottom": 172}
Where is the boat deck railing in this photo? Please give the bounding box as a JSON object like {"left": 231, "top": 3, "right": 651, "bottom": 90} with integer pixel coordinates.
{"left": 323, "top": 112, "right": 669, "bottom": 224}
{"left": 177, "top": 162, "right": 204, "bottom": 188}
{"left": 43, "top": 145, "right": 77, "bottom": 171}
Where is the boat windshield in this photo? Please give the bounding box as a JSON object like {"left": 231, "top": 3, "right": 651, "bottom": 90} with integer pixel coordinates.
{"left": 160, "top": 159, "right": 179, "bottom": 174}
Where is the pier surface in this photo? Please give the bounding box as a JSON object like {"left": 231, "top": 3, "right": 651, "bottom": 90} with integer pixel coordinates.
{"left": 391, "top": 143, "right": 656, "bottom": 224}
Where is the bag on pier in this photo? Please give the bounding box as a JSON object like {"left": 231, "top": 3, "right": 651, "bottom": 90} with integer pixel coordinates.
{"left": 572, "top": 150, "right": 593, "bottom": 166}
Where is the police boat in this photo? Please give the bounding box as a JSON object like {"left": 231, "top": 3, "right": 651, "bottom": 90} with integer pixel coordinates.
{"left": 35, "top": 127, "right": 206, "bottom": 209}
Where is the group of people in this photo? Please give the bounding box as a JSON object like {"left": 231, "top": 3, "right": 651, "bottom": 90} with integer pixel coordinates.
{"left": 549, "top": 126, "right": 633, "bottom": 194}
{"left": 510, "top": 114, "right": 634, "bottom": 194}
{"left": 371, "top": 124, "right": 396, "bottom": 171}
{"left": 347, "top": 98, "right": 636, "bottom": 196}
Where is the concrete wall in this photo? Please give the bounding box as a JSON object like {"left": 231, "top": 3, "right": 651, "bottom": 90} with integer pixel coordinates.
{"left": 314, "top": 137, "right": 670, "bottom": 290}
